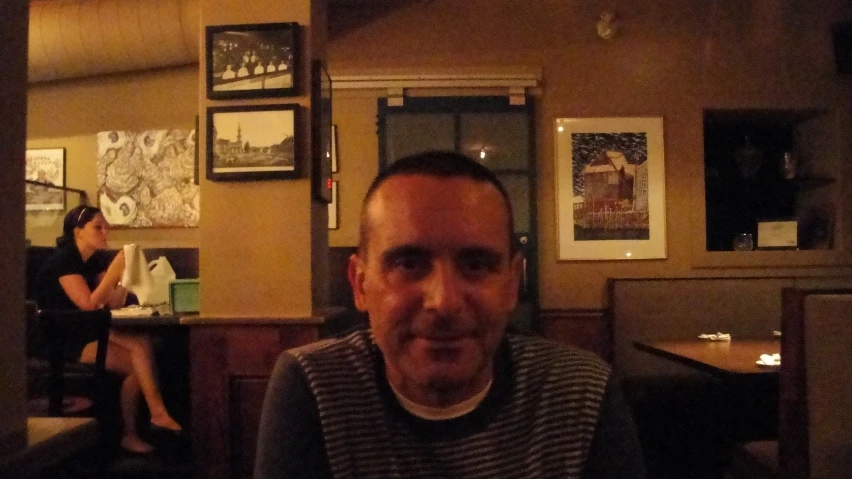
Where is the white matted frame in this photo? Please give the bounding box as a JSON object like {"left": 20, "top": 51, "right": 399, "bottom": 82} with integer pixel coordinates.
{"left": 555, "top": 117, "right": 666, "bottom": 260}
{"left": 328, "top": 180, "right": 339, "bottom": 229}
{"left": 25, "top": 148, "right": 66, "bottom": 211}
{"left": 331, "top": 124, "right": 339, "bottom": 173}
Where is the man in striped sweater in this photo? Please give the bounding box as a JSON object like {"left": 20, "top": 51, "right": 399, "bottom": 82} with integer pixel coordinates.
{"left": 255, "top": 151, "right": 646, "bottom": 478}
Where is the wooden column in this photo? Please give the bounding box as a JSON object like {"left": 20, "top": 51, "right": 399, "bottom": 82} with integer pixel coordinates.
{"left": 0, "top": 0, "right": 29, "bottom": 445}
{"left": 198, "top": 0, "right": 328, "bottom": 319}
{"left": 191, "top": 2, "right": 329, "bottom": 478}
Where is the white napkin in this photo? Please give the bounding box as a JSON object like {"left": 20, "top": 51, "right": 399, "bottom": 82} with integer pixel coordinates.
{"left": 698, "top": 332, "right": 731, "bottom": 341}
{"left": 758, "top": 353, "right": 781, "bottom": 366}
{"left": 121, "top": 244, "right": 155, "bottom": 305}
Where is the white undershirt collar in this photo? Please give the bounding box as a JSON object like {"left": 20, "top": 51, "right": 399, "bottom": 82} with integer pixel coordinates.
{"left": 389, "top": 379, "right": 493, "bottom": 421}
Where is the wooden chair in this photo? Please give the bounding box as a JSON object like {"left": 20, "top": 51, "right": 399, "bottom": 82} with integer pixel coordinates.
{"left": 26, "top": 306, "right": 118, "bottom": 433}
{"left": 727, "top": 288, "right": 852, "bottom": 479}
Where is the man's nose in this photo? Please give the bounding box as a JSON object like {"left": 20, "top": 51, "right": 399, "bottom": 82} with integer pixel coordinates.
{"left": 422, "top": 261, "right": 463, "bottom": 315}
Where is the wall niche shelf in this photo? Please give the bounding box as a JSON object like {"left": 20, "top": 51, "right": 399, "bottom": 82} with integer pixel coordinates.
{"left": 703, "top": 108, "right": 838, "bottom": 254}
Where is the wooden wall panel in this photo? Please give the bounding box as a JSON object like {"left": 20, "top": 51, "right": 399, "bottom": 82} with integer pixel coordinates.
{"left": 538, "top": 308, "right": 612, "bottom": 363}
{"left": 190, "top": 324, "right": 319, "bottom": 479}
{"left": 231, "top": 378, "right": 272, "bottom": 479}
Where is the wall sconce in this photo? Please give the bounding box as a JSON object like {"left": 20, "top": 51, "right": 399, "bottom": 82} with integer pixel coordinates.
{"left": 596, "top": 10, "right": 620, "bottom": 40}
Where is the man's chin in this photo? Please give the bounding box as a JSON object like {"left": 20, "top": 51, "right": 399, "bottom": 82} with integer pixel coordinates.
{"left": 412, "top": 361, "right": 486, "bottom": 391}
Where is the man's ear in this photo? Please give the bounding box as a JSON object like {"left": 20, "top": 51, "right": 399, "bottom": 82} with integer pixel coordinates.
{"left": 507, "top": 252, "right": 524, "bottom": 309}
{"left": 347, "top": 253, "right": 368, "bottom": 312}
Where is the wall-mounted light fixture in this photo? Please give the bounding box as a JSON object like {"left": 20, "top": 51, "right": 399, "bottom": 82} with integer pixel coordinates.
{"left": 596, "top": 11, "right": 620, "bottom": 40}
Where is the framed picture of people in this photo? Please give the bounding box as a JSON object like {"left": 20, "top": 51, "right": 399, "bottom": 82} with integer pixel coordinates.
{"left": 206, "top": 22, "right": 299, "bottom": 100}
{"left": 25, "top": 148, "right": 66, "bottom": 211}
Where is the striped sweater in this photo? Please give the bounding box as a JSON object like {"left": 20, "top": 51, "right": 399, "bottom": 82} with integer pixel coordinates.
{"left": 287, "top": 330, "right": 612, "bottom": 479}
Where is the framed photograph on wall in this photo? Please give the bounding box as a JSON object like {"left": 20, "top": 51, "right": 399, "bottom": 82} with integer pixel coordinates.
{"left": 311, "top": 59, "right": 333, "bottom": 202}
{"left": 331, "top": 124, "right": 339, "bottom": 173}
{"left": 25, "top": 148, "right": 66, "bottom": 211}
{"left": 206, "top": 104, "right": 298, "bottom": 181}
{"left": 206, "top": 22, "right": 299, "bottom": 100}
{"left": 328, "top": 180, "right": 339, "bottom": 229}
{"left": 554, "top": 117, "right": 667, "bottom": 260}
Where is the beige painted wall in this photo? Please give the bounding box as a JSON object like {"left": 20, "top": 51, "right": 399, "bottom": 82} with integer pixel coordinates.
{"left": 197, "top": 0, "right": 325, "bottom": 317}
{"left": 328, "top": 0, "right": 852, "bottom": 308}
{"left": 25, "top": 0, "right": 852, "bottom": 313}
{"left": 26, "top": 66, "right": 199, "bottom": 248}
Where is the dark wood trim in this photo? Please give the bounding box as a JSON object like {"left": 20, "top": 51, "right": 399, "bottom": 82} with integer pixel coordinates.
{"left": 537, "top": 308, "right": 612, "bottom": 362}
{"left": 190, "top": 324, "right": 319, "bottom": 479}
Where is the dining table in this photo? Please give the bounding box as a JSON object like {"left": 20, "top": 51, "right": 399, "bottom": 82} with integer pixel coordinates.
{"left": 633, "top": 338, "right": 781, "bottom": 440}
{"left": 632, "top": 339, "right": 780, "bottom": 377}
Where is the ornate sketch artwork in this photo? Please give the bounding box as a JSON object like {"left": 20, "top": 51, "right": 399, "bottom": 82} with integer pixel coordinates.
{"left": 556, "top": 117, "right": 666, "bottom": 260}
{"left": 97, "top": 129, "right": 198, "bottom": 228}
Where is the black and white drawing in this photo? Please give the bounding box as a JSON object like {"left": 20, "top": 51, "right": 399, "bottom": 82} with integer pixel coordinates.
{"left": 96, "top": 129, "right": 198, "bottom": 228}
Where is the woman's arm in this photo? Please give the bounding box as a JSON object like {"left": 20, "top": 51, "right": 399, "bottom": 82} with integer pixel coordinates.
{"left": 106, "top": 283, "right": 129, "bottom": 309}
{"left": 58, "top": 250, "right": 125, "bottom": 310}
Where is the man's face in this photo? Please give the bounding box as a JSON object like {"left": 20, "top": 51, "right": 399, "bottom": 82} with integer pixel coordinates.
{"left": 349, "top": 174, "right": 521, "bottom": 405}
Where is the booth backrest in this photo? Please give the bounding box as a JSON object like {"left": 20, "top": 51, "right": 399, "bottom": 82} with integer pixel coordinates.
{"left": 26, "top": 246, "right": 200, "bottom": 302}
{"left": 609, "top": 276, "right": 852, "bottom": 377}
{"left": 780, "top": 288, "right": 852, "bottom": 479}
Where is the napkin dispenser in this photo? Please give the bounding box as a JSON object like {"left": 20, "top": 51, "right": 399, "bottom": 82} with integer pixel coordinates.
{"left": 169, "top": 279, "right": 199, "bottom": 313}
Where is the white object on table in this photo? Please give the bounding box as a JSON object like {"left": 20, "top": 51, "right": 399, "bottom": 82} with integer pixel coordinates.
{"left": 698, "top": 332, "right": 731, "bottom": 341}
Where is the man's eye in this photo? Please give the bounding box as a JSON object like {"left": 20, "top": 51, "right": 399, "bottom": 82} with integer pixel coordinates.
{"left": 393, "top": 255, "right": 428, "bottom": 273}
{"left": 459, "top": 254, "right": 499, "bottom": 276}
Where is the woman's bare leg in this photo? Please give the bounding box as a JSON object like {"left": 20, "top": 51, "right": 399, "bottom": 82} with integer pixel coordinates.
{"left": 107, "top": 331, "right": 182, "bottom": 431}
{"left": 80, "top": 340, "right": 154, "bottom": 453}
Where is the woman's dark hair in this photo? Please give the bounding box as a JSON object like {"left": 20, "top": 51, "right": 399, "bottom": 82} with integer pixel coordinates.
{"left": 56, "top": 205, "right": 102, "bottom": 247}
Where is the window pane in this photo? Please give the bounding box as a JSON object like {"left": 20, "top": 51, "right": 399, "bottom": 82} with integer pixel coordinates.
{"left": 460, "top": 112, "right": 529, "bottom": 171}
{"left": 497, "top": 173, "right": 530, "bottom": 233}
{"left": 385, "top": 113, "right": 455, "bottom": 163}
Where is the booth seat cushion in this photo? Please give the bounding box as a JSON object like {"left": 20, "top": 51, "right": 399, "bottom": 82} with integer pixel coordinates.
{"left": 726, "top": 440, "right": 779, "bottom": 479}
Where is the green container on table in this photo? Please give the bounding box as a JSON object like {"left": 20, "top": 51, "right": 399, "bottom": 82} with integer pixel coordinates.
{"left": 169, "top": 279, "right": 199, "bottom": 313}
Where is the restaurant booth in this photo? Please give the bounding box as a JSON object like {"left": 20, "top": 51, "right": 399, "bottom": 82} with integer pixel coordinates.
{"left": 4, "top": 0, "right": 852, "bottom": 478}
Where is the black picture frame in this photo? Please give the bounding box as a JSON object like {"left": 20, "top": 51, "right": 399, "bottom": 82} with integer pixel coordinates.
{"left": 206, "top": 104, "right": 299, "bottom": 182}
{"left": 206, "top": 22, "right": 299, "bottom": 100}
{"left": 193, "top": 115, "right": 199, "bottom": 185}
{"left": 311, "top": 59, "right": 333, "bottom": 203}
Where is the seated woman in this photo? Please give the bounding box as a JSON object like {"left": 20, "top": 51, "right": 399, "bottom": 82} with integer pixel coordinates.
{"left": 35, "top": 205, "right": 182, "bottom": 454}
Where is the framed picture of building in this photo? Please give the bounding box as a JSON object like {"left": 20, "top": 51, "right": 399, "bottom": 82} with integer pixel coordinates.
{"left": 206, "top": 22, "right": 299, "bottom": 100}
{"left": 554, "top": 117, "right": 666, "bottom": 260}
{"left": 206, "top": 104, "right": 299, "bottom": 181}
{"left": 25, "top": 148, "right": 66, "bottom": 211}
